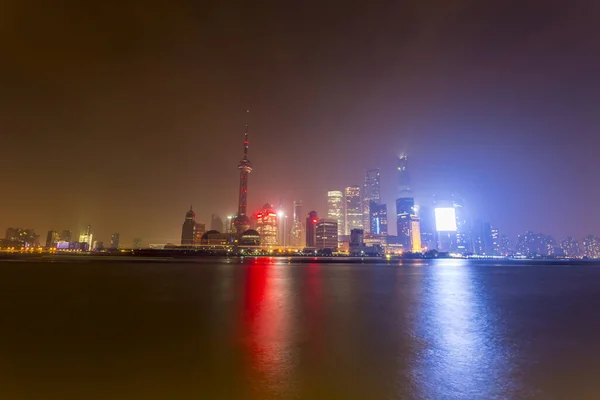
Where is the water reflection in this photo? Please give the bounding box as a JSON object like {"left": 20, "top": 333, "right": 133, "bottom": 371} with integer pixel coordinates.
{"left": 413, "top": 260, "right": 514, "bottom": 399}
{"left": 240, "top": 258, "right": 294, "bottom": 399}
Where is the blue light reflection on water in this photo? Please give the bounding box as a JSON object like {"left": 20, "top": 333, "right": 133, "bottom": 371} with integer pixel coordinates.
{"left": 411, "top": 259, "right": 516, "bottom": 399}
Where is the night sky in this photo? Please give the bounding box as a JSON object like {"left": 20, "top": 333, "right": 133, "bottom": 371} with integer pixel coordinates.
{"left": 2, "top": 0, "right": 600, "bottom": 245}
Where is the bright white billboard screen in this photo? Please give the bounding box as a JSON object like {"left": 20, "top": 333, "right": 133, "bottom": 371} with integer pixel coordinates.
{"left": 435, "top": 207, "right": 457, "bottom": 232}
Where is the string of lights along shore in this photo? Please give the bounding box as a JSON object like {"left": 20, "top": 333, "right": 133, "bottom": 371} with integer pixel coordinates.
{"left": 3, "top": 110, "right": 600, "bottom": 259}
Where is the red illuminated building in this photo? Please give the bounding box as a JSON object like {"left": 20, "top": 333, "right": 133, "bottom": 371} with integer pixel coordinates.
{"left": 255, "top": 204, "right": 278, "bottom": 246}
{"left": 306, "top": 211, "right": 318, "bottom": 248}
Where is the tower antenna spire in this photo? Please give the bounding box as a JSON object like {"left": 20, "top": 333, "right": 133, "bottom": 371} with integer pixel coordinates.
{"left": 244, "top": 108, "right": 250, "bottom": 159}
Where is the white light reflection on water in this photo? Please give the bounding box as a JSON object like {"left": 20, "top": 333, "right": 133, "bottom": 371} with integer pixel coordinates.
{"left": 411, "top": 259, "right": 515, "bottom": 399}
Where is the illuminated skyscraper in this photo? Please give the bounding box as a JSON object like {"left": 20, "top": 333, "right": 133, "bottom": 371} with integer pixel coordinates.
{"left": 110, "top": 233, "right": 120, "bottom": 250}
{"left": 397, "top": 154, "right": 411, "bottom": 197}
{"left": 396, "top": 197, "right": 414, "bottom": 248}
{"left": 363, "top": 168, "right": 381, "bottom": 233}
{"left": 345, "top": 186, "right": 363, "bottom": 234}
{"left": 181, "top": 206, "right": 196, "bottom": 245}
{"left": 234, "top": 113, "right": 252, "bottom": 234}
{"left": 306, "top": 211, "right": 318, "bottom": 248}
{"left": 395, "top": 156, "right": 421, "bottom": 250}
{"left": 79, "top": 225, "right": 93, "bottom": 249}
{"left": 327, "top": 190, "right": 345, "bottom": 237}
{"left": 255, "top": 204, "right": 279, "bottom": 246}
{"left": 453, "top": 197, "right": 472, "bottom": 253}
{"left": 370, "top": 201, "right": 388, "bottom": 235}
{"left": 417, "top": 206, "right": 435, "bottom": 250}
{"left": 410, "top": 217, "right": 421, "bottom": 252}
{"left": 316, "top": 219, "right": 338, "bottom": 250}
{"left": 290, "top": 200, "right": 305, "bottom": 248}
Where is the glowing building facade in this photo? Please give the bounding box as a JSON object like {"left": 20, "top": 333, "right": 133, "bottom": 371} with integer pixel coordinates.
{"left": 256, "top": 204, "right": 279, "bottom": 246}
{"left": 560, "top": 237, "right": 580, "bottom": 258}
{"left": 316, "top": 219, "right": 338, "bottom": 250}
{"left": 397, "top": 155, "right": 411, "bottom": 197}
{"left": 370, "top": 201, "right": 388, "bottom": 235}
{"left": 345, "top": 186, "right": 363, "bottom": 234}
{"left": 79, "top": 225, "right": 93, "bottom": 249}
{"left": 290, "top": 200, "right": 306, "bottom": 248}
{"left": 363, "top": 168, "right": 381, "bottom": 233}
{"left": 410, "top": 217, "right": 421, "bottom": 252}
{"left": 327, "top": 190, "right": 345, "bottom": 237}
{"left": 583, "top": 235, "right": 600, "bottom": 259}
{"left": 396, "top": 197, "right": 415, "bottom": 248}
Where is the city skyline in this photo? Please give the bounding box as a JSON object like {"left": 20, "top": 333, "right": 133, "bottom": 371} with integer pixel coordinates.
{"left": 2, "top": 1, "right": 600, "bottom": 245}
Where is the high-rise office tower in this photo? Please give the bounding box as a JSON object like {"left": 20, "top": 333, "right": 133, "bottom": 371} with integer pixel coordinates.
{"left": 79, "top": 225, "right": 93, "bottom": 249}
{"left": 453, "top": 197, "right": 471, "bottom": 253}
{"left": 290, "top": 200, "right": 305, "bottom": 248}
{"left": 132, "top": 238, "right": 142, "bottom": 250}
{"left": 306, "top": 211, "right": 318, "bottom": 248}
{"left": 181, "top": 206, "right": 196, "bottom": 245}
{"left": 395, "top": 155, "right": 420, "bottom": 251}
{"left": 345, "top": 186, "right": 363, "bottom": 234}
{"left": 396, "top": 197, "right": 415, "bottom": 247}
{"left": 327, "top": 190, "right": 345, "bottom": 237}
{"left": 316, "top": 219, "right": 338, "bottom": 250}
{"left": 210, "top": 215, "right": 224, "bottom": 232}
{"left": 256, "top": 204, "right": 279, "bottom": 246}
{"left": 362, "top": 168, "right": 381, "bottom": 233}
{"left": 370, "top": 201, "right": 388, "bottom": 235}
{"left": 417, "top": 206, "right": 435, "bottom": 251}
{"left": 110, "top": 233, "right": 120, "bottom": 250}
{"left": 45, "top": 230, "right": 59, "bottom": 248}
{"left": 234, "top": 113, "right": 252, "bottom": 234}
{"left": 397, "top": 154, "right": 411, "bottom": 197}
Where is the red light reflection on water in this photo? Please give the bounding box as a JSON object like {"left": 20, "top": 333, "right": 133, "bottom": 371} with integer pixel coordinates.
{"left": 240, "top": 258, "right": 292, "bottom": 398}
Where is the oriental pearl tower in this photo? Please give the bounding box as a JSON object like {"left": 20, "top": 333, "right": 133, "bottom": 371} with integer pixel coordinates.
{"left": 234, "top": 111, "right": 252, "bottom": 234}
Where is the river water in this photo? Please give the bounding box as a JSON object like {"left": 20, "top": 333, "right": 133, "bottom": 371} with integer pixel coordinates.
{"left": 1, "top": 258, "right": 599, "bottom": 399}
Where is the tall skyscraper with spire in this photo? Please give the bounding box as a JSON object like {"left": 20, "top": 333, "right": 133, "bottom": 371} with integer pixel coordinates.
{"left": 397, "top": 154, "right": 411, "bottom": 197}
{"left": 396, "top": 154, "right": 421, "bottom": 251}
{"left": 234, "top": 111, "right": 252, "bottom": 234}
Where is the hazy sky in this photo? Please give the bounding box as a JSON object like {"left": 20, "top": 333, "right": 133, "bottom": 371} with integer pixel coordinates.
{"left": 1, "top": 0, "right": 600, "bottom": 245}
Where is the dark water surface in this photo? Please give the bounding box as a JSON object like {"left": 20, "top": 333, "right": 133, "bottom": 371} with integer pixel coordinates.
{"left": 1, "top": 258, "right": 600, "bottom": 399}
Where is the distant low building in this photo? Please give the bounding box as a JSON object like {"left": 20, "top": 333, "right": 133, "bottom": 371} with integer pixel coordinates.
{"left": 5, "top": 228, "right": 38, "bottom": 248}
